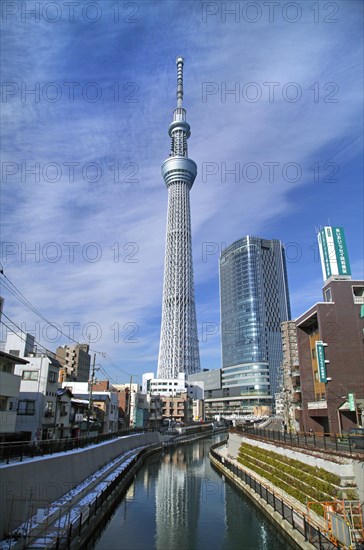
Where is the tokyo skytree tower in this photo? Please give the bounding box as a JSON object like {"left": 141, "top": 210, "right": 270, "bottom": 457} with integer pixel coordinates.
{"left": 157, "top": 57, "right": 201, "bottom": 379}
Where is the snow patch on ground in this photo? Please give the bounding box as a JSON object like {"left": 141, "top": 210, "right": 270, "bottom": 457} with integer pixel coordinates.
{"left": 0, "top": 446, "right": 146, "bottom": 549}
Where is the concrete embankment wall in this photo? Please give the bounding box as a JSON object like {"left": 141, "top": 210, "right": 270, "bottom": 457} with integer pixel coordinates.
{"left": 227, "top": 432, "right": 364, "bottom": 504}
{"left": 0, "top": 432, "right": 162, "bottom": 537}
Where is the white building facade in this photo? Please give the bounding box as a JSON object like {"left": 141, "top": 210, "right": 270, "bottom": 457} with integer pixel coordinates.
{"left": 5, "top": 331, "right": 61, "bottom": 440}
{"left": 62, "top": 382, "right": 118, "bottom": 433}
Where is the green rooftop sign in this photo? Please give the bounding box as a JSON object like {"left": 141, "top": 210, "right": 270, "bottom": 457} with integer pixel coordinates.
{"left": 333, "top": 227, "right": 351, "bottom": 276}
{"left": 318, "top": 226, "right": 351, "bottom": 282}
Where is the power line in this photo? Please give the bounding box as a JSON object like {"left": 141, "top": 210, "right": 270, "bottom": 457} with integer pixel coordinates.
{"left": 0, "top": 269, "right": 109, "bottom": 357}
{"left": 1, "top": 270, "right": 91, "bottom": 348}
{"left": 1, "top": 269, "right": 134, "bottom": 380}
{"left": 1, "top": 318, "right": 120, "bottom": 388}
{"left": 1, "top": 317, "right": 68, "bottom": 365}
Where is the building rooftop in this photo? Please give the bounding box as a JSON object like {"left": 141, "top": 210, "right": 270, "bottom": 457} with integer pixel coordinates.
{"left": 0, "top": 350, "right": 29, "bottom": 364}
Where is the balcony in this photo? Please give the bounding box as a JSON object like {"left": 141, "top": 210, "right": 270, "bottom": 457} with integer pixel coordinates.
{"left": 0, "top": 371, "right": 21, "bottom": 398}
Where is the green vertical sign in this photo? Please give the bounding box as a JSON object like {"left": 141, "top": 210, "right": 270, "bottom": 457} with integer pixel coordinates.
{"left": 348, "top": 393, "right": 356, "bottom": 412}
{"left": 315, "top": 341, "right": 327, "bottom": 383}
{"left": 333, "top": 227, "right": 351, "bottom": 276}
{"left": 320, "top": 229, "right": 332, "bottom": 279}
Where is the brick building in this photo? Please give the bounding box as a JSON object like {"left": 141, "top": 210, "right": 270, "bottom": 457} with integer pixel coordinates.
{"left": 295, "top": 279, "right": 363, "bottom": 434}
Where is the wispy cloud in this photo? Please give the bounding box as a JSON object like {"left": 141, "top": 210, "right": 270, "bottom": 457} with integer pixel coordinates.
{"left": 1, "top": 0, "right": 362, "bottom": 381}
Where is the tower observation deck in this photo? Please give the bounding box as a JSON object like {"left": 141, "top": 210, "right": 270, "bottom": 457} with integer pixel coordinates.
{"left": 157, "top": 57, "right": 201, "bottom": 379}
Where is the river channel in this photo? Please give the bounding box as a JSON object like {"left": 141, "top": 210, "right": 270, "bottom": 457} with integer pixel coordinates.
{"left": 93, "top": 434, "right": 295, "bottom": 549}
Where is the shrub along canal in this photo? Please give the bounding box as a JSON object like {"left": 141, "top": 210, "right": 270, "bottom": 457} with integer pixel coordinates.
{"left": 92, "top": 434, "right": 295, "bottom": 549}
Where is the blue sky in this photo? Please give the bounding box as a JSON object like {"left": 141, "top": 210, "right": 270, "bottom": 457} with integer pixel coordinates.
{"left": 1, "top": 0, "right": 363, "bottom": 384}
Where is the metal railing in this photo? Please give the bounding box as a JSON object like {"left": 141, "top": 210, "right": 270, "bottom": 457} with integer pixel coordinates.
{"left": 0, "top": 424, "right": 222, "bottom": 464}
{"left": 21, "top": 445, "right": 152, "bottom": 550}
{"left": 0, "top": 428, "right": 155, "bottom": 464}
{"left": 6, "top": 433, "right": 223, "bottom": 548}
{"left": 210, "top": 444, "right": 343, "bottom": 550}
{"left": 231, "top": 426, "right": 364, "bottom": 457}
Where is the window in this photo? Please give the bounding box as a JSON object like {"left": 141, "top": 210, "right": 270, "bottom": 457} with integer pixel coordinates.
{"left": 352, "top": 285, "right": 364, "bottom": 303}
{"left": 1, "top": 363, "right": 12, "bottom": 373}
{"left": 17, "top": 400, "right": 36, "bottom": 415}
{"left": 324, "top": 288, "right": 332, "bottom": 302}
{"left": 22, "top": 370, "right": 39, "bottom": 381}
{"left": 48, "top": 371, "right": 57, "bottom": 383}
{"left": 44, "top": 401, "right": 54, "bottom": 417}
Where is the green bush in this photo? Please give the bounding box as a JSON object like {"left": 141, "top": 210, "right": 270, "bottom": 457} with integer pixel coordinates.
{"left": 234, "top": 442, "right": 358, "bottom": 517}
{"left": 237, "top": 455, "right": 325, "bottom": 517}
{"left": 237, "top": 445, "right": 339, "bottom": 499}
{"left": 238, "top": 453, "right": 331, "bottom": 505}
{"left": 344, "top": 489, "right": 359, "bottom": 500}
{"left": 236, "top": 441, "right": 360, "bottom": 522}
{"left": 239, "top": 442, "right": 341, "bottom": 487}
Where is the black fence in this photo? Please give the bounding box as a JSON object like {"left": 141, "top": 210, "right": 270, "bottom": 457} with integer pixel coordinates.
{"left": 232, "top": 427, "right": 364, "bottom": 457}
{"left": 0, "top": 428, "right": 154, "bottom": 464}
{"left": 21, "top": 444, "right": 152, "bottom": 550}
{"left": 210, "top": 443, "right": 343, "bottom": 550}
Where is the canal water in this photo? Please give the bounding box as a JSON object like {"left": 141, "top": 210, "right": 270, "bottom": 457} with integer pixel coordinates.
{"left": 93, "top": 435, "right": 295, "bottom": 550}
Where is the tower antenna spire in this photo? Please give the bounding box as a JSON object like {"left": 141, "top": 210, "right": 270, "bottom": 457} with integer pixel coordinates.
{"left": 176, "top": 56, "right": 184, "bottom": 108}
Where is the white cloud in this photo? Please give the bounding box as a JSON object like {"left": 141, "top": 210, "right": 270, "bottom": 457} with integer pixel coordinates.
{"left": 1, "top": 1, "right": 362, "bottom": 381}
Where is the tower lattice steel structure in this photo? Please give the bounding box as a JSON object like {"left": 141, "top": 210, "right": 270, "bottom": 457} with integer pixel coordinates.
{"left": 157, "top": 57, "right": 201, "bottom": 379}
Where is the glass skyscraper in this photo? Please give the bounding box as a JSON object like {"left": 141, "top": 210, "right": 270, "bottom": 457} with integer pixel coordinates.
{"left": 220, "top": 236, "right": 291, "bottom": 410}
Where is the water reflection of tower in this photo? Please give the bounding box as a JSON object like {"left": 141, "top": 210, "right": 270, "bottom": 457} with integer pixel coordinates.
{"left": 223, "top": 473, "right": 272, "bottom": 548}
{"left": 155, "top": 445, "right": 204, "bottom": 549}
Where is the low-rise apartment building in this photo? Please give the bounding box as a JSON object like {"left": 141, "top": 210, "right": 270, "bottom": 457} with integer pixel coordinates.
{"left": 0, "top": 350, "right": 28, "bottom": 440}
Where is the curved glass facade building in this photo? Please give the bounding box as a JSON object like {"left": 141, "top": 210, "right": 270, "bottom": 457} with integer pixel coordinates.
{"left": 220, "top": 236, "right": 291, "bottom": 410}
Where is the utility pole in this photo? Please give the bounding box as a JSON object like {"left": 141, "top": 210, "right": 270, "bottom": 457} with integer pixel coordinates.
{"left": 87, "top": 352, "right": 96, "bottom": 435}
{"left": 127, "top": 375, "right": 133, "bottom": 428}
